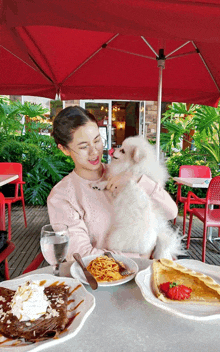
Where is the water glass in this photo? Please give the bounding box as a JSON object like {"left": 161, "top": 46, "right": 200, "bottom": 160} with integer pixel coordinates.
{"left": 40, "top": 224, "right": 69, "bottom": 276}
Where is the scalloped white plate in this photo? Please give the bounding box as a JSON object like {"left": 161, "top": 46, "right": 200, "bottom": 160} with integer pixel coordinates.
{"left": 0, "top": 274, "right": 95, "bottom": 351}
{"left": 135, "top": 259, "right": 220, "bottom": 321}
{"left": 70, "top": 254, "right": 139, "bottom": 287}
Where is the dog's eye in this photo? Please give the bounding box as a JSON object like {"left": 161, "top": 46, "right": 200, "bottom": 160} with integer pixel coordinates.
{"left": 120, "top": 149, "right": 125, "bottom": 154}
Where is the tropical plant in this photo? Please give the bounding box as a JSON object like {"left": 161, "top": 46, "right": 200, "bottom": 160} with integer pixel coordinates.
{"left": 0, "top": 96, "right": 75, "bottom": 205}
{"left": 0, "top": 96, "right": 23, "bottom": 138}
{"left": 161, "top": 102, "right": 220, "bottom": 170}
{"left": 15, "top": 100, "right": 48, "bottom": 118}
{"left": 191, "top": 105, "right": 220, "bottom": 164}
{"left": 24, "top": 157, "right": 71, "bottom": 205}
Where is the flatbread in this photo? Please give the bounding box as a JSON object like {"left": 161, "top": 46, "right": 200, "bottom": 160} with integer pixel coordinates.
{"left": 152, "top": 258, "right": 220, "bottom": 304}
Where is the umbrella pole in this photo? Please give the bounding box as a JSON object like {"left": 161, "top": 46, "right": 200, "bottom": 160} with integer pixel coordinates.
{"left": 156, "top": 52, "right": 165, "bottom": 161}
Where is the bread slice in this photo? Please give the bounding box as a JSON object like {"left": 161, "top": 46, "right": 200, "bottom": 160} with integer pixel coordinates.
{"left": 152, "top": 258, "right": 220, "bottom": 305}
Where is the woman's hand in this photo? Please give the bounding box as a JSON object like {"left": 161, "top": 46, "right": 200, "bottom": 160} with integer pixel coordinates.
{"left": 106, "top": 171, "right": 137, "bottom": 194}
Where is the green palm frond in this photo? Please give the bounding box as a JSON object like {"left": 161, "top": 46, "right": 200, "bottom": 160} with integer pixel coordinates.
{"left": 15, "top": 101, "right": 49, "bottom": 118}
{"left": 201, "top": 142, "right": 220, "bottom": 163}
{"left": 36, "top": 157, "right": 68, "bottom": 183}
{"left": 24, "top": 179, "right": 52, "bottom": 205}
{"left": 162, "top": 103, "right": 198, "bottom": 122}
{"left": 192, "top": 106, "right": 219, "bottom": 134}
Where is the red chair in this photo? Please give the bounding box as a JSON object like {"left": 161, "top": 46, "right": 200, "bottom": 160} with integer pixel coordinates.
{"left": 0, "top": 193, "right": 6, "bottom": 231}
{"left": 22, "top": 252, "right": 44, "bottom": 274}
{"left": 187, "top": 176, "right": 220, "bottom": 262}
{"left": 0, "top": 163, "right": 27, "bottom": 240}
{"left": 0, "top": 240, "right": 16, "bottom": 280}
{"left": 174, "top": 165, "right": 212, "bottom": 235}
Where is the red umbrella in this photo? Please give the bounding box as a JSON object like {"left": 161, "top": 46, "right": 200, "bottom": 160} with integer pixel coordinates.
{"left": 1, "top": 0, "right": 220, "bottom": 157}
{"left": 2, "top": 26, "right": 219, "bottom": 105}
{"left": 2, "top": 0, "right": 220, "bottom": 43}
{"left": 1, "top": 0, "right": 220, "bottom": 105}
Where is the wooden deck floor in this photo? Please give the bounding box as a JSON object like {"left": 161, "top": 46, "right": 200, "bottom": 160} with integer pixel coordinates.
{"left": 7, "top": 205, "right": 49, "bottom": 279}
{"left": 5, "top": 205, "right": 220, "bottom": 279}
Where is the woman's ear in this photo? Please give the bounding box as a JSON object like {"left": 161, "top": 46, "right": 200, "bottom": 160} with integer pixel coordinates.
{"left": 58, "top": 144, "right": 71, "bottom": 156}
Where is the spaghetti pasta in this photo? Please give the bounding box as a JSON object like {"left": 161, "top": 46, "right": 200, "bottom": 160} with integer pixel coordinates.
{"left": 86, "top": 255, "right": 127, "bottom": 282}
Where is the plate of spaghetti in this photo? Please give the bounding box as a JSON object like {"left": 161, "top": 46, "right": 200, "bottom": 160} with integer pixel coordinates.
{"left": 70, "top": 254, "right": 139, "bottom": 287}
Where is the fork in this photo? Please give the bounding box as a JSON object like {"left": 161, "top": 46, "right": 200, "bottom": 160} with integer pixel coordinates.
{"left": 104, "top": 251, "right": 134, "bottom": 276}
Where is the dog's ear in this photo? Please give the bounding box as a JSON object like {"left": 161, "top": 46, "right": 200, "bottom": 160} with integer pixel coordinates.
{"left": 131, "top": 145, "right": 146, "bottom": 163}
{"left": 131, "top": 146, "right": 141, "bottom": 163}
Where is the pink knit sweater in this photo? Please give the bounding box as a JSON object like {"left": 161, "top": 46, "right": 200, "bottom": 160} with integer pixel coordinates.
{"left": 47, "top": 164, "right": 178, "bottom": 261}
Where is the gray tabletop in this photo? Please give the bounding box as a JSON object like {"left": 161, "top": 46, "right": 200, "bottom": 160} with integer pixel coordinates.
{"left": 19, "top": 258, "right": 220, "bottom": 352}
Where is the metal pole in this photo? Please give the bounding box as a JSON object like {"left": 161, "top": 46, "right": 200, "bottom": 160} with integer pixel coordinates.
{"left": 108, "top": 100, "right": 112, "bottom": 163}
{"left": 156, "top": 56, "right": 165, "bottom": 161}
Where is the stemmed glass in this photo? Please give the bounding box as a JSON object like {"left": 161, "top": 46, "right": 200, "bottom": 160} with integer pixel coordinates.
{"left": 40, "top": 224, "right": 69, "bottom": 276}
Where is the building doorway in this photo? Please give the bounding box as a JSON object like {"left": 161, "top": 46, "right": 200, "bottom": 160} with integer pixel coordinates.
{"left": 80, "top": 99, "right": 145, "bottom": 162}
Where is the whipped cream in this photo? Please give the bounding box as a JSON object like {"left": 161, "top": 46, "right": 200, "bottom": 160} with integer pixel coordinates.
{"left": 10, "top": 280, "right": 51, "bottom": 321}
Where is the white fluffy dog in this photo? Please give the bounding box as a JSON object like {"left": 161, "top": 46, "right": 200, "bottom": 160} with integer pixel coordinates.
{"left": 93, "top": 135, "right": 184, "bottom": 259}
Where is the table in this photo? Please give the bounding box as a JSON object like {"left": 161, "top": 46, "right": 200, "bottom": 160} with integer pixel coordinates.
{"left": 19, "top": 259, "right": 220, "bottom": 352}
{"left": 0, "top": 174, "right": 19, "bottom": 187}
{"left": 173, "top": 177, "right": 212, "bottom": 188}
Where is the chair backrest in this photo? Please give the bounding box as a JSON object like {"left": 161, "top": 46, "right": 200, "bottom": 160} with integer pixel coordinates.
{"left": 206, "top": 176, "right": 220, "bottom": 205}
{"left": 0, "top": 193, "right": 5, "bottom": 231}
{"left": 0, "top": 162, "right": 23, "bottom": 183}
{"left": 179, "top": 165, "right": 212, "bottom": 178}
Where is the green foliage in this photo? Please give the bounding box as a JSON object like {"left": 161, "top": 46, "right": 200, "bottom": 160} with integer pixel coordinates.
{"left": 16, "top": 100, "right": 48, "bottom": 118}
{"left": 0, "top": 97, "right": 23, "bottom": 138}
{"left": 162, "top": 103, "right": 197, "bottom": 120}
{"left": 24, "top": 157, "right": 72, "bottom": 205}
{"left": 161, "top": 102, "right": 220, "bottom": 167}
{"left": 191, "top": 106, "right": 220, "bottom": 164}
{"left": 0, "top": 96, "right": 74, "bottom": 205}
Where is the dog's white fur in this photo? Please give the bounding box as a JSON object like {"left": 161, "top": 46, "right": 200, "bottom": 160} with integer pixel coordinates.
{"left": 92, "top": 136, "right": 184, "bottom": 259}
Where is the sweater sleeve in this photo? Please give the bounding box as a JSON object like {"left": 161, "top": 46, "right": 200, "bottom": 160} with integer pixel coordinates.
{"left": 47, "top": 190, "right": 109, "bottom": 261}
{"left": 138, "top": 175, "right": 178, "bottom": 220}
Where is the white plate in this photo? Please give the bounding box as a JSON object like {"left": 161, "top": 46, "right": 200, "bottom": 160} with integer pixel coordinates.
{"left": 0, "top": 274, "right": 95, "bottom": 351}
{"left": 135, "top": 259, "right": 220, "bottom": 321}
{"left": 70, "top": 254, "right": 139, "bottom": 287}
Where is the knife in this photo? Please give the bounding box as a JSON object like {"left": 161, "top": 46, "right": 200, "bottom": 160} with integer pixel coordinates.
{"left": 73, "top": 253, "right": 98, "bottom": 290}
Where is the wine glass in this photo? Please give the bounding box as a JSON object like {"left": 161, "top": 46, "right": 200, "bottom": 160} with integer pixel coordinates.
{"left": 40, "top": 224, "right": 69, "bottom": 276}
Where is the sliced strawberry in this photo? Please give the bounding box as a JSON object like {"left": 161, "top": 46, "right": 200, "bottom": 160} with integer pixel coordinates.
{"left": 166, "top": 284, "right": 192, "bottom": 300}
{"left": 159, "top": 282, "right": 172, "bottom": 294}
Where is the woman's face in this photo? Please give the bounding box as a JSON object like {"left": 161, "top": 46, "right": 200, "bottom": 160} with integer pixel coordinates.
{"left": 59, "top": 121, "right": 104, "bottom": 177}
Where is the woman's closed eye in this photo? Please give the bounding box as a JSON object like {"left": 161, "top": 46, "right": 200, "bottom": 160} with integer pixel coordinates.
{"left": 79, "top": 137, "right": 101, "bottom": 149}
{"left": 120, "top": 149, "right": 125, "bottom": 154}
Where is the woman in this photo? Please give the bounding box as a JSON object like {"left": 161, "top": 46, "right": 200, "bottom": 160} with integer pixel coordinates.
{"left": 47, "top": 106, "right": 178, "bottom": 261}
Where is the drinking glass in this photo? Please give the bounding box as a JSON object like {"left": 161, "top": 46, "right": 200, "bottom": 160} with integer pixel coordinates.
{"left": 40, "top": 224, "right": 69, "bottom": 276}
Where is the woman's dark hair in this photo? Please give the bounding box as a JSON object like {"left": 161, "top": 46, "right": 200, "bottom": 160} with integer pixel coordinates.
{"left": 51, "top": 106, "right": 98, "bottom": 147}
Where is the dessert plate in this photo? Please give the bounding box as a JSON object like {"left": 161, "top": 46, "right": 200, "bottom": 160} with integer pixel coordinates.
{"left": 70, "top": 254, "right": 139, "bottom": 287}
{"left": 135, "top": 259, "right": 220, "bottom": 321}
{"left": 0, "top": 274, "right": 95, "bottom": 351}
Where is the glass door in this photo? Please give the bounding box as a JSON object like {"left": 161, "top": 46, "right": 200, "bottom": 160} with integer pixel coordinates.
{"left": 80, "top": 100, "right": 112, "bottom": 163}
{"left": 139, "top": 101, "right": 146, "bottom": 136}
